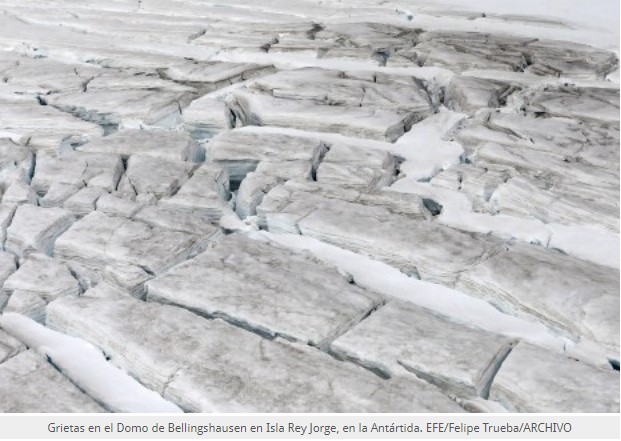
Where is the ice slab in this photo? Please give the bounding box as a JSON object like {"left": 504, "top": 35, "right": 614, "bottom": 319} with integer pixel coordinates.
{"left": 316, "top": 141, "right": 397, "bottom": 190}
{"left": 490, "top": 176, "right": 619, "bottom": 233}
{"left": 0, "top": 56, "right": 100, "bottom": 94}
{"left": 5, "top": 205, "right": 74, "bottom": 257}
{"left": 63, "top": 187, "right": 105, "bottom": 217}
{"left": 208, "top": 128, "right": 326, "bottom": 183}
{"left": 0, "top": 204, "right": 17, "bottom": 251}
{"left": 250, "top": 68, "right": 431, "bottom": 114}
{"left": 0, "top": 251, "right": 16, "bottom": 278}
{"left": 32, "top": 151, "right": 123, "bottom": 194}
{"left": 158, "top": 164, "right": 233, "bottom": 223}
{"left": 445, "top": 75, "right": 519, "bottom": 113}
{"left": 0, "top": 139, "right": 33, "bottom": 190}
{"left": 230, "top": 89, "right": 414, "bottom": 142}
{"left": 96, "top": 194, "right": 143, "bottom": 218}
{"left": 490, "top": 342, "right": 619, "bottom": 412}
{"left": 182, "top": 96, "right": 233, "bottom": 140}
{"left": 332, "top": 299, "right": 515, "bottom": 398}
{"left": 414, "top": 31, "right": 617, "bottom": 80}
{"left": 2, "top": 181, "right": 37, "bottom": 205}
{"left": 523, "top": 85, "right": 620, "bottom": 124}
{"left": 457, "top": 244, "right": 620, "bottom": 355}
{"left": 2, "top": 253, "right": 80, "bottom": 322}
{"left": 39, "top": 182, "right": 81, "bottom": 208}
{"left": 77, "top": 129, "right": 203, "bottom": 162}
{"left": 259, "top": 182, "right": 498, "bottom": 285}
{"left": 133, "top": 205, "right": 223, "bottom": 236}
{"left": 0, "top": 327, "right": 24, "bottom": 364}
{"left": 47, "top": 88, "right": 195, "bottom": 128}
{"left": 147, "top": 234, "right": 382, "bottom": 347}
{"left": 54, "top": 211, "right": 207, "bottom": 286}
{"left": 125, "top": 155, "right": 195, "bottom": 199}
{"left": 0, "top": 98, "right": 103, "bottom": 151}
{"left": 457, "top": 112, "right": 591, "bottom": 157}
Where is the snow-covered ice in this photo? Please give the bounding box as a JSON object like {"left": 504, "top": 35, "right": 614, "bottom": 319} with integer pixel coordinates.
{"left": 0, "top": 0, "right": 618, "bottom": 414}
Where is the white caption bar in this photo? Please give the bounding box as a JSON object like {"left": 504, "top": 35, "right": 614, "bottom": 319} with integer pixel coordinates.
{"left": 0, "top": 414, "right": 619, "bottom": 440}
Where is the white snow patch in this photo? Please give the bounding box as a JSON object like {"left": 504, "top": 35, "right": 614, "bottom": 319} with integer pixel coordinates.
{"left": 394, "top": 110, "right": 466, "bottom": 181}
{"left": 0, "top": 131, "right": 26, "bottom": 143}
{"left": 219, "top": 213, "right": 254, "bottom": 232}
{"left": 0, "top": 313, "right": 183, "bottom": 413}
{"left": 547, "top": 223, "right": 620, "bottom": 270}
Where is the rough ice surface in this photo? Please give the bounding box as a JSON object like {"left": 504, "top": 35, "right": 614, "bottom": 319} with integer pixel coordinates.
{"left": 331, "top": 299, "right": 515, "bottom": 398}
{"left": 0, "top": 326, "right": 24, "bottom": 364}
{"left": 54, "top": 211, "right": 209, "bottom": 288}
{"left": 228, "top": 67, "right": 433, "bottom": 142}
{"left": 2, "top": 253, "right": 80, "bottom": 322}
{"left": 456, "top": 243, "right": 620, "bottom": 356}
{"left": 490, "top": 342, "right": 620, "bottom": 413}
{"left": 157, "top": 163, "right": 234, "bottom": 223}
{"left": 47, "top": 296, "right": 463, "bottom": 413}
{"left": 32, "top": 151, "right": 123, "bottom": 194}
{"left": 5, "top": 205, "right": 75, "bottom": 257}
{"left": 0, "top": 350, "right": 104, "bottom": 412}
{"left": 0, "top": 0, "right": 618, "bottom": 413}
{"left": 146, "top": 234, "right": 382, "bottom": 347}
{"left": 76, "top": 129, "right": 203, "bottom": 162}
